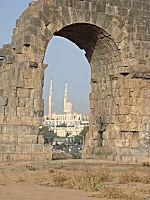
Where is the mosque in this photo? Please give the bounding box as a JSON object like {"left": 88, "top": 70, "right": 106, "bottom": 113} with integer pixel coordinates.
{"left": 44, "top": 80, "right": 89, "bottom": 137}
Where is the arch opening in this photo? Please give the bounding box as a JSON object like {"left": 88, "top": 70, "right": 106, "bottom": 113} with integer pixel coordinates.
{"left": 54, "top": 23, "right": 118, "bottom": 63}
{"left": 42, "top": 35, "right": 91, "bottom": 140}
{"left": 41, "top": 22, "right": 121, "bottom": 154}
{"left": 43, "top": 35, "right": 90, "bottom": 116}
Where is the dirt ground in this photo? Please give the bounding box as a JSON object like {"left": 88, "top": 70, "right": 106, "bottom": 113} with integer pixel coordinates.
{"left": 0, "top": 160, "right": 150, "bottom": 200}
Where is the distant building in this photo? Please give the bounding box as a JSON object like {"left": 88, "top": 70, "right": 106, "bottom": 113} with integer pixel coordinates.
{"left": 43, "top": 80, "right": 89, "bottom": 137}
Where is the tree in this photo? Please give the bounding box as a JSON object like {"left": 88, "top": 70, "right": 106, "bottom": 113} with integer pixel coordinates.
{"left": 79, "top": 126, "right": 89, "bottom": 142}
{"left": 38, "top": 126, "right": 56, "bottom": 138}
{"left": 38, "top": 126, "right": 49, "bottom": 135}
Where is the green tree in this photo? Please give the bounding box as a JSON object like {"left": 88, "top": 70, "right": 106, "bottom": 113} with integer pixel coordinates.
{"left": 39, "top": 126, "right": 58, "bottom": 144}
{"left": 38, "top": 126, "right": 49, "bottom": 135}
{"left": 79, "top": 126, "right": 89, "bottom": 142}
{"left": 38, "top": 126, "right": 56, "bottom": 137}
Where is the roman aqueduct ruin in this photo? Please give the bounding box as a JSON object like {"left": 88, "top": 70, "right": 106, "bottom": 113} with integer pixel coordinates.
{"left": 0, "top": 0, "right": 150, "bottom": 163}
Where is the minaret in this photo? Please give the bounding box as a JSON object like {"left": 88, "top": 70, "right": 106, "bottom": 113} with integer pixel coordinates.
{"left": 64, "top": 82, "right": 68, "bottom": 112}
{"left": 49, "top": 80, "right": 53, "bottom": 119}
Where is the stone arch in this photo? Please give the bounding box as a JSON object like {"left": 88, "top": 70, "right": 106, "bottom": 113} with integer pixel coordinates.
{"left": 0, "top": 0, "right": 150, "bottom": 163}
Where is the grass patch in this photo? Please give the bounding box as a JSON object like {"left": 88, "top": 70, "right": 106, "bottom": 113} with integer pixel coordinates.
{"left": 52, "top": 170, "right": 68, "bottom": 186}
{"left": 52, "top": 169, "right": 110, "bottom": 192}
{"left": 70, "top": 176, "right": 103, "bottom": 191}
{"left": 25, "top": 165, "right": 36, "bottom": 171}
{"left": 119, "top": 171, "right": 150, "bottom": 184}
{"left": 94, "top": 186, "right": 142, "bottom": 200}
{"left": 15, "top": 177, "right": 26, "bottom": 183}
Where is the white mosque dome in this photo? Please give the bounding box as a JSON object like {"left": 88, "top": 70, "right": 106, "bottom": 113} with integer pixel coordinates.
{"left": 64, "top": 101, "right": 73, "bottom": 113}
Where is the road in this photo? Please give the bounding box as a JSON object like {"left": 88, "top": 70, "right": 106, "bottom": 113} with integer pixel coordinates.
{"left": 0, "top": 182, "right": 97, "bottom": 200}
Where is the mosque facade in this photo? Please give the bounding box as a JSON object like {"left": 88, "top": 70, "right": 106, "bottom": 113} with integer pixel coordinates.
{"left": 44, "top": 80, "right": 89, "bottom": 137}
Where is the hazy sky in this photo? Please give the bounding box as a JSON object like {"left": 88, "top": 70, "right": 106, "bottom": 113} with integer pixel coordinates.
{"left": 0, "top": 0, "right": 90, "bottom": 114}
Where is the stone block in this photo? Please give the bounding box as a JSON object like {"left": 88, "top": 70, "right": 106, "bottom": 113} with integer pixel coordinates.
{"left": 23, "top": 35, "right": 32, "bottom": 46}
{"left": 2, "top": 124, "right": 11, "bottom": 133}
{"left": 0, "top": 114, "right": 4, "bottom": 124}
{"left": 129, "top": 123, "right": 139, "bottom": 132}
{"left": 2, "top": 124, "right": 27, "bottom": 134}
{"left": 2, "top": 154, "right": 11, "bottom": 162}
{"left": 130, "top": 106, "right": 141, "bottom": 115}
{"left": 2, "top": 134, "right": 17, "bottom": 143}
{"left": 18, "top": 125, "right": 28, "bottom": 134}
{"left": 18, "top": 135, "right": 37, "bottom": 143}
{"left": 7, "top": 144, "right": 16, "bottom": 153}
{"left": 0, "top": 96, "right": 8, "bottom": 106}
{"left": 5, "top": 106, "right": 16, "bottom": 116}
{"left": 0, "top": 106, "right": 4, "bottom": 114}
{"left": 43, "top": 144, "right": 52, "bottom": 154}
{"left": 0, "top": 133, "right": 2, "bottom": 141}
{"left": 32, "top": 144, "right": 44, "bottom": 153}
{"left": 27, "top": 125, "right": 39, "bottom": 135}
{"left": 15, "top": 46, "right": 23, "bottom": 54}
{"left": 0, "top": 89, "right": 4, "bottom": 96}
{"left": 5, "top": 55, "right": 15, "bottom": 64}
{"left": 3, "top": 89, "right": 17, "bottom": 98}
{"left": 118, "top": 7, "right": 128, "bottom": 16}
{"left": 4, "top": 115, "right": 39, "bottom": 126}
{"left": 139, "top": 149, "right": 149, "bottom": 157}
{"left": 0, "top": 144, "right": 7, "bottom": 153}
{"left": 18, "top": 97, "right": 26, "bottom": 107}
{"left": 37, "top": 135, "right": 44, "bottom": 144}
{"left": 146, "top": 123, "right": 150, "bottom": 132}
{"left": 141, "top": 106, "right": 150, "bottom": 116}
{"left": 130, "top": 140, "right": 139, "bottom": 148}
{"left": 38, "top": 11, "right": 50, "bottom": 25}
{"left": 41, "top": 4, "right": 53, "bottom": 21}
{"left": 17, "top": 107, "right": 26, "bottom": 116}
{"left": 0, "top": 154, "right": 2, "bottom": 162}
{"left": 31, "top": 88, "right": 42, "bottom": 98}
{"left": 10, "top": 154, "right": 20, "bottom": 162}
{"left": 28, "top": 61, "right": 38, "bottom": 68}
{"left": 119, "top": 105, "right": 130, "bottom": 115}
{"left": 119, "top": 156, "right": 135, "bottom": 163}
{"left": 35, "top": 154, "right": 51, "bottom": 161}
{"left": 114, "top": 139, "right": 130, "bottom": 148}
{"left": 26, "top": 98, "right": 34, "bottom": 108}
{"left": 138, "top": 124, "right": 146, "bottom": 132}
{"left": 19, "top": 154, "right": 32, "bottom": 161}
{"left": 33, "top": 98, "right": 44, "bottom": 109}
{"left": 22, "top": 68, "right": 44, "bottom": 81}
{"left": 17, "top": 88, "right": 31, "bottom": 97}
{"left": 17, "top": 144, "right": 32, "bottom": 154}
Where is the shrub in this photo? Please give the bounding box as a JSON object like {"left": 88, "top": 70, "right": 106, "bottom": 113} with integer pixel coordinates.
{"left": 52, "top": 170, "right": 68, "bottom": 186}
{"left": 72, "top": 153, "right": 81, "bottom": 159}
{"left": 143, "top": 161, "right": 150, "bottom": 167}
{"left": 66, "top": 169, "right": 110, "bottom": 192}
{"left": 119, "top": 171, "right": 150, "bottom": 184}
{"left": 70, "top": 175, "right": 103, "bottom": 191}
{"left": 25, "top": 165, "right": 36, "bottom": 171}
{"left": 95, "top": 186, "right": 142, "bottom": 200}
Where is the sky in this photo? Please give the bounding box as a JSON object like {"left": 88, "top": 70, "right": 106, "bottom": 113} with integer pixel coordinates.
{"left": 0, "top": 0, "right": 90, "bottom": 115}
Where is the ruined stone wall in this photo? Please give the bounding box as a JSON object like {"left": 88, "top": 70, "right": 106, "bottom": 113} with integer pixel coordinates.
{"left": 83, "top": 0, "right": 150, "bottom": 163}
{"left": 0, "top": 0, "right": 150, "bottom": 163}
{"left": 0, "top": 45, "right": 51, "bottom": 162}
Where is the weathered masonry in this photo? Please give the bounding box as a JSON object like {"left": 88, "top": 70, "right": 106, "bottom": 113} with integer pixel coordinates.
{"left": 0, "top": 0, "right": 150, "bottom": 163}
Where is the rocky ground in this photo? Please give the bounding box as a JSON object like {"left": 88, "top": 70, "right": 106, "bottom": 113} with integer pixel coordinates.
{"left": 0, "top": 160, "right": 150, "bottom": 200}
